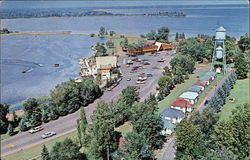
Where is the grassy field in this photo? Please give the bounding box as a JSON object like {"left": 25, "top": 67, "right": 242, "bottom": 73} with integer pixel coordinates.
{"left": 2, "top": 131, "right": 77, "bottom": 160}
{"left": 115, "top": 121, "right": 133, "bottom": 136}
{"left": 219, "top": 78, "right": 249, "bottom": 120}
{"left": 157, "top": 72, "right": 206, "bottom": 114}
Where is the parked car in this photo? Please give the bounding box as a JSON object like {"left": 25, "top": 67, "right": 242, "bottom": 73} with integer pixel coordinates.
{"left": 41, "top": 132, "right": 56, "bottom": 139}
{"left": 157, "top": 58, "right": 165, "bottom": 62}
{"left": 130, "top": 70, "right": 137, "bottom": 73}
{"left": 152, "top": 66, "right": 159, "bottom": 69}
{"left": 127, "top": 78, "right": 131, "bottom": 81}
{"left": 107, "top": 88, "right": 112, "bottom": 91}
{"left": 29, "top": 126, "right": 43, "bottom": 134}
{"left": 143, "top": 62, "right": 151, "bottom": 65}
{"left": 138, "top": 76, "right": 147, "bottom": 80}
{"left": 146, "top": 73, "right": 153, "bottom": 77}
{"left": 136, "top": 79, "right": 145, "bottom": 84}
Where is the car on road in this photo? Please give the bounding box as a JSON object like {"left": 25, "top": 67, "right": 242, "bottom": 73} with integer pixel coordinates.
{"left": 107, "top": 88, "right": 112, "bottom": 91}
{"left": 41, "top": 132, "right": 56, "bottom": 139}
{"left": 127, "top": 78, "right": 131, "bottom": 81}
{"left": 152, "top": 66, "right": 160, "bottom": 69}
{"left": 29, "top": 126, "right": 43, "bottom": 134}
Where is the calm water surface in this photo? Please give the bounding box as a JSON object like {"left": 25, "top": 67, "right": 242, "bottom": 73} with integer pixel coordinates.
{"left": 0, "top": 2, "right": 248, "bottom": 104}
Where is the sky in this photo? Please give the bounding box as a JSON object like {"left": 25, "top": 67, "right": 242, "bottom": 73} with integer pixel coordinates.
{"left": 1, "top": 0, "right": 249, "bottom": 9}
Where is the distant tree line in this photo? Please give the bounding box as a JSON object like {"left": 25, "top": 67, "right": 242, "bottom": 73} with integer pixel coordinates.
{"left": 175, "top": 32, "right": 185, "bottom": 41}
{"left": 157, "top": 54, "right": 195, "bottom": 100}
{"left": 0, "top": 28, "right": 16, "bottom": 34}
{"left": 1, "top": 8, "right": 186, "bottom": 19}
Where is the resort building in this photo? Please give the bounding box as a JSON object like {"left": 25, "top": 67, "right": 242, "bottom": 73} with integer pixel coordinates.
{"left": 179, "top": 91, "right": 199, "bottom": 104}
{"left": 199, "top": 71, "right": 217, "bottom": 84}
{"left": 160, "top": 108, "right": 185, "bottom": 124}
{"left": 170, "top": 99, "right": 193, "bottom": 113}
{"left": 96, "top": 56, "right": 117, "bottom": 68}
{"left": 100, "top": 64, "right": 112, "bottom": 80}
{"left": 79, "top": 58, "right": 98, "bottom": 76}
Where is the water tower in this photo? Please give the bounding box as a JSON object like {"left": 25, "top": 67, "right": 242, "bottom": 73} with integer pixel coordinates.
{"left": 211, "top": 26, "right": 226, "bottom": 74}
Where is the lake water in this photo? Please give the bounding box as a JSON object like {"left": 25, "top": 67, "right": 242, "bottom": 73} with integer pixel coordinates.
{"left": 0, "top": 2, "right": 248, "bottom": 104}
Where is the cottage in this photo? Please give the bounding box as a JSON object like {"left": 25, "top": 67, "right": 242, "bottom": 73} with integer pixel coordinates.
{"left": 170, "top": 99, "right": 193, "bottom": 113}
{"left": 200, "top": 71, "right": 217, "bottom": 84}
{"left": 194, "top": 81, "right": 207, "bottom": 88}
{"left": 188, "top": 86, "right": 203, "bottom": 94}
{"left": 161, "top": 119, "right": 175, "bottom": 135}
{"left": 179, "top": 91, "right": 199, "bottom": 104}
{"left": 160, "top": 108, "right": 185, "bottom": 124}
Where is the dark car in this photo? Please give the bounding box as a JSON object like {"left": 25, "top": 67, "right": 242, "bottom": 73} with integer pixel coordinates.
{"left": 146, "top": 73, "right": 153, "bottom": 77}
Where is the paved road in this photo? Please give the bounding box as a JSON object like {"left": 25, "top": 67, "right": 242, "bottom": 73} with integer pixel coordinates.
{"left": 161, "top": 70, "right": 232, "bottom": 160}
{"left": 1, "top": 51, "right": 174, "bottom": 157}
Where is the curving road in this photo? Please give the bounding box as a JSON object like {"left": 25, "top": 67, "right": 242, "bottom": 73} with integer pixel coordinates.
{"left": 1, "top": 51, "right": 174, "bottom": 157}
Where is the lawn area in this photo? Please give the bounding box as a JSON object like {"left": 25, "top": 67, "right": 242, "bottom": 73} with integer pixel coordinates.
{"left": 115, "top": 121, "right": 133, "bottom": 136}
{"left": 2, "top": 131, "right": 77, "bottom": 160}
{"left": 157, "top": 72, "right": 206, "bottom": 114}
{"left": 219, "top": 78, "right": 249, "bottom": 120}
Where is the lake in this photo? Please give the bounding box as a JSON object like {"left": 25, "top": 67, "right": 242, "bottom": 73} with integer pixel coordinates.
{"left": 0, "top": 2, "right": 248, "bottom": 104}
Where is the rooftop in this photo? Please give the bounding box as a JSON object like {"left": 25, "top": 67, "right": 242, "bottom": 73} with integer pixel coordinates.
{"left": 188, "top": 86, "right": 203, "bottom": 93}
{"left": 179, "top": 91, "right": 199, "bottom": 100}
{"left": 161, "top": 108, "right": 185, "bottom": 119}
{"left": 171, "top": 99, "right": 193, "bottom": 108}
{"left": 194, "top": 81, "right": 207, "bottom": 87}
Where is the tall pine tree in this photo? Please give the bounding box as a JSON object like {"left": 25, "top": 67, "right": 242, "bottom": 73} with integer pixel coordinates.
{"left": 41, "top": 144, "right": 50, "bottom": 160}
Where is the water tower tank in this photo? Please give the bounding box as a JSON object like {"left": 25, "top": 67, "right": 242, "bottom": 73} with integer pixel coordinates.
{"left": 215, "top": 26, "right": 226, "bottom": 40}
{"left": 216, "top": 46, "right": 223, "bottom": 59}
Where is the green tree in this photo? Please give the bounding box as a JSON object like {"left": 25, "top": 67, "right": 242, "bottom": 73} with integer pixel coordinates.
{"left": 175, "top": 119, "right": 206, "bottom": 159}
{"left": 7, "top": 123, "right": 14, "bottom": 136}
{"left": 175, "top": 32, "right": 179, "bottom": 41}
{"left": 238, "top": 34, "right": 250, "bottom": 53}
{"left": 176, "top": 38, "right": 206, "bottom": 61}
{"left": 120, "top": 37, "right": 128, "bottom": 49}
{"left": 121, "top": 86, "right": 139, "bottom": 106}
{"left": 191, "top": 108, "right": 219, "bottom": 137}
{"left": 41, "top": 144, "right": 50, "bottom": 160}
{"left": 0, "top": 103, "right": 9, "bottom": 134}
{"left": 157, "top": 26, "right": 170, "bottom": 43}
{"left": 50, "top": 138, "right": 85, "bottom": 160}
{"left": 95, "top": 43, "right": 108, "bottom": 56}
{"left": 133, "top": 113, "right": 164, "bottom": 147}
{"left": 106, "top": 40, "right": 114, "bottom": 48}
{"left": 41, "top": 108, "right": 49, "bottom": 123}
{"left": 130, "top": 102, "right": 154, "bottom": 125}
{"left": 99, "top": 26, "right": 105, "bottom": 36}
{"left": 19, "top": 117, "right": 28, "bottom": 131}
{"left": 208, "top": 95, "right": 221, "bottom": 113}
{"left": 144, "top": 93, "right": 158, "bottom": 112}
{"left": 162, "top": 66, "right": 172, "bottom": 76}
{"left": 77, "top": 107, "right": 88, "bottom": 147}
{"left": 234, "top": 53, "right": 249, "bottom": 79}
{"left": 212, "top": 103, "right": 250, "bottom": 159}
{"left": 109, "top": 30, "right": 115, "bottom": 36}
{"left": 158, "top": 75, "right": 174, "bottom": 90}
{"left": 23, "top": 98, "right": 39, "bottom": 117}
{"left": 170, "top": 54, "right": 195, "bottom": 74}
{"left": 146, "top": 30, "right": 157, "bottom": 40}
{"left": 122, "top": 131, "right": 153, "bottom": 160}
{"left": 217, "top": 87, "right": 226, "bottom": 106}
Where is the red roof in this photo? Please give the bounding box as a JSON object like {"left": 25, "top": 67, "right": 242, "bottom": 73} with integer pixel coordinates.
{"left": 118, "top": 137, "right": 127, "bottom": 150}
{"left": 144, "top": 42, "right": 154, "bottom": 46}
{"left": 194, "top": 81, "right": 207, "bottom": 87}
{"left": 170, "top": 99, "right": 193, "bottom": 108}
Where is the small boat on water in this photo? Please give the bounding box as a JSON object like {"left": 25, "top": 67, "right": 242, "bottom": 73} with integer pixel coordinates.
{"left": 22, "top": 68, "right": 33, "bottom": 73}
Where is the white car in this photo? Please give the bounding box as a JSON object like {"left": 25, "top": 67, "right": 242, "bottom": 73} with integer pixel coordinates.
{"left": 138, "top": 76, "right": 147, "bottom": 80}
{"left": 41, "top": 131, "right": 56, "bottom": 139}
{"left": 136, "top": 80, "right": 145, "bottom": 84}
{"left": 29, "top": 126, "right": 43, "bottom": 134}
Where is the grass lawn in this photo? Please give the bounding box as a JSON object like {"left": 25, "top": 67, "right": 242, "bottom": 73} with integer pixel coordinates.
{"left": 115, "top": 121, "right": 133, "bottom": 136}
{"left": 157, "top": 72, "right": 206, "bottom": 114}
{"left": 219, "top": 78, "right": 249, "bottom": 120}
{"left": 2, "top": 131, "right": 77, "bottom": 160}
